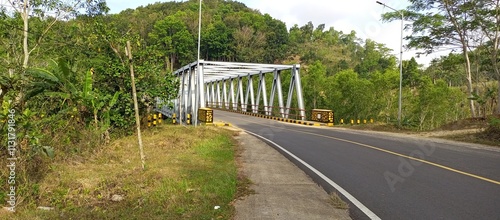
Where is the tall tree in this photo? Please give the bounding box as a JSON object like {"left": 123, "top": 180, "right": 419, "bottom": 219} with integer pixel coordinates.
{"left": 149, "top": 11, "right": 195, "bottom": 71}
{"left": 382, "top": 0, "right": 479, "bottom": 117}
{"left": 472, "top": 0, "right": 500, "bottom": 114}
{"left": 4, "top": 0, "right": 108, "bottom": 70}
{"left": 402, "top": 57, "right": 422, "bottom": 87}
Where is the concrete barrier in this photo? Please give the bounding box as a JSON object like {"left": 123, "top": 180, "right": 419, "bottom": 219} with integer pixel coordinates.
{"left": 198, "top": 108, "right": 214, "bottom": 124}
{"left": 312, "top": 109, "right": 334, "bottom": 126}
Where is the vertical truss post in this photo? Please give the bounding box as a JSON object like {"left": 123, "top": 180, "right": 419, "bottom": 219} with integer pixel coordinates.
{"left": 188, "top": 65, "right": 196, "bottom": 118}
{"left": 235, "top": 77, "right": 240, "bottom": 110}
{"left": 222, "top": 79, "right": 228, "bottom": 109}
{"left": 269, "top": 69, "right": 285, "bottom": 117}
{"left": 216, "top": 80, "right": 221, "bottom": 108}
{"left": 210, "top": 81, "right": 215, "bottom": 108}
{"left": 237, "top": 76, "right": 244, "bottom": 111}
{"left": 294, "top": 65, "right": 305, "bottom": 120}
{"left": 198, "top": 63, "right": 205, "bottom": 109}
{"left": 244, "top": 74, "right": 255, "bottom": 112}
{"left": 179, "top": 70, "right": 186, "bottom": 124}
{"left": 285, "top": 71, "right": 295, "bottom": 119}
{"left": 205, "top": 82, "right": 210, "bottom": 107}
{"left": 229, "top": 78, "right": 236, "bottom": 110}
{"left": 194, "top": 65, "right": 199, "bottom": 126}
{"left": 276, "top": 70, "right": 285, "bottom": 118}
{"left": 256, "top": 71, "right": 268, "bottom": 115}
{"left": 269, "top": 69, "right": 277, "bottom": 116}
{"left": 186, "top": 67, "right": 193, "bottom": 123}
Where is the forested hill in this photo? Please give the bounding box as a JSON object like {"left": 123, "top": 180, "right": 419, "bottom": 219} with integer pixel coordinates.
{"left": 106, "top": 0, "right": 395, "bottom": 74}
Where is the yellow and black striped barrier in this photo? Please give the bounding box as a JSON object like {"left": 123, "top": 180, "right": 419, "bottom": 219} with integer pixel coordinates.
{"left": 187, "top": 113, "right": 192, "bottom": 125}
{"left": 341, "top": 118, "right": 374, "bottom": 125}
{"left": 173, "top": 113, "right": 177, "bottom": 124}
{"left": 147, "top": 113, "right": 164, "bottom": 127}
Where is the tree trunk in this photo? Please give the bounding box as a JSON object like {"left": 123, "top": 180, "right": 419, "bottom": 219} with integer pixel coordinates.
{"left": 126, "top": 41, "right": 146, "bottom": 170}
{"left": 165, "top": 56, "right": 170, "bottom": 72}
{"left": 464, "top": 50, "right": 476, "bottom": 117}
{"left": 94, "top": 110, "right": 99, "bottom": 130}
{"left": 170, "top": 55, "right": 175, "bottom": 72}
{"left": 497, "top": 79, "right": 500, "bottom": 115}
{"left": 493, "top": 42, "right": 500, "bottom": 115}
{"left": 22, "top": 1, "right": 29, "bottom": 69}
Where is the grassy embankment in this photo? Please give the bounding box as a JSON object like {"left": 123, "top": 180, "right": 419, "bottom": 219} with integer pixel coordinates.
{"left": 2, "top": 125, "right": 240, "bottom": 219}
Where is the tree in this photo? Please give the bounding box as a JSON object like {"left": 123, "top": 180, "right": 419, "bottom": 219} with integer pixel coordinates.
{"left": 233, "top": 26, "right": 266, "bottom": 62}
{"left": 402, "top": 57, "right": 422, "bottom": 87}
{"left": 303, "top": 61, "right": 327, "bottom": 109}
{"left": 472, "top": 0, "right": 500, "bottom": 114}
{"left": 262, "top": 14, "right": 288, "bottom": 63}
{"left": 202, "top": 20, "right": 232, "bottom": 61}
{"left": 382, "top": 0, "right": 479, "bottom": 117}
{"left": 149, "top": 11, "right": 195, "bottom": 71}
{"left": 327, "top": 69, "right": 375, "bottom": 120}
{"left": 354, "top": 39, "right": 396, "bottom": 78}
{"left": 4, "top": 0, "right": 108, "bottom": 70}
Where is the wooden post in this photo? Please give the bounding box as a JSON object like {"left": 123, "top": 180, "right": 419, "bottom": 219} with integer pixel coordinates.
{"left": 126, "top": 41, "right": 146, "bottom": 170}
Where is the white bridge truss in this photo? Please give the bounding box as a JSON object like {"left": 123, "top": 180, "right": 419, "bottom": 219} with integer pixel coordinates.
{"left": 159, "top": 60, "right": 305, "bottom": 125}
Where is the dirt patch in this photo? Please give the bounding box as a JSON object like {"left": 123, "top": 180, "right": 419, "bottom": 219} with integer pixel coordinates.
{"left": 233, "top": 132, "right": 256, "bottom": 201}
{"left": 438, "top": 117, "right": 489, "bottom": 130}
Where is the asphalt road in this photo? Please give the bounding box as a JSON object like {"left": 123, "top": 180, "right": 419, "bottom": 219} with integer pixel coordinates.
{"left": 214, "top": 110, "right": 500, "bottom": 220}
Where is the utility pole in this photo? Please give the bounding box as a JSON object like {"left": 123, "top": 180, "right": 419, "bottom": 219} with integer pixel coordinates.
{"left": 376, "top": 1, "right": 404, "bottom": 127}
{"left": 126, "top": 41, "right": 146, "bottom": 170}
{"left": 195, "top": 0, "right": 203, "bottom": 127}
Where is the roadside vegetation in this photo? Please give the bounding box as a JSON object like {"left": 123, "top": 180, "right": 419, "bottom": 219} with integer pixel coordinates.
{"left": 1, "top": 125, "right": 239, "bottom": 219}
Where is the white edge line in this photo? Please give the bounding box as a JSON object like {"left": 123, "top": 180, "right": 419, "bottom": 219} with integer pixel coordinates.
{"left": 246, "top": 130, "right": 381, "bottom": 220}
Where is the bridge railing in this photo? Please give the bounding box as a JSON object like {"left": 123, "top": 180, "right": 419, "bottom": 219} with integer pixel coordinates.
{"left": 208, "top": 101, "right": 306, "bottom": 120}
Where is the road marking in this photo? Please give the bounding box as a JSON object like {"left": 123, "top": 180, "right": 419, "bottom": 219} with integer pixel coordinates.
{"left": 287, "top": 127, "right": 500, "bottom": 186}
{"left": 223, "top": 112, "right": 500, "bottom": 186}
{"left": 245, "top": 130, "right": 382, "bottom": 220}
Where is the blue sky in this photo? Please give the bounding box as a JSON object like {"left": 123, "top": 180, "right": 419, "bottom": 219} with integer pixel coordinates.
{"left": 105, "top": 0, "right": 445, "bottom": 66}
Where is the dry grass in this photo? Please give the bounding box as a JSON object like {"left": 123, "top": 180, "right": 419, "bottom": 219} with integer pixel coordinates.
{"left": 2, "top": 125, "right": 239, "bottom": 220}
{"left": 328, "top": 192, "right": 349, "bottom": 210}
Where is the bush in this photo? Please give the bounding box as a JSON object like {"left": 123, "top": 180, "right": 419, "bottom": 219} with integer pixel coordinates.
{"left": 484, "top": 115, "right": 500, "bottom": 141}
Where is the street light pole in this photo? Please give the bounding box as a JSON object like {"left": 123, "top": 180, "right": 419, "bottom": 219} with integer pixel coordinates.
{"left": 195, "top": 0, "right": 202, "bottom": 126}
{"left": 376, "top": 1, "right": 404, "bottom": 127}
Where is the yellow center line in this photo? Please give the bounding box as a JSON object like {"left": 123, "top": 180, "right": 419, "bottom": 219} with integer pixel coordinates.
{"left": 228, "top": 114, "right": 500, "bottom": 186}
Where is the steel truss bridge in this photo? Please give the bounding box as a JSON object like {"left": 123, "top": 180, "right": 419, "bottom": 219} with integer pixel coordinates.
{"left": 157, "top": 60, "right": 306, "bottom": 125}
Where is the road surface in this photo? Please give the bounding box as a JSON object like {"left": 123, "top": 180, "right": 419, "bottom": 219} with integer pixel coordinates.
{"left": 214, "top": 110, "right": 500, "bottom": 219}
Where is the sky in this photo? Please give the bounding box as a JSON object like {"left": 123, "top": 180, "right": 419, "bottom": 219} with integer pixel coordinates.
{"left": 106, "top": 0, "right": 448, "bottom": 66}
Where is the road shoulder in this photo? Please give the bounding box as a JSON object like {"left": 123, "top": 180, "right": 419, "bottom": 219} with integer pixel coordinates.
{"left": 232, "top": 131, "right": 351, "bottom": 220}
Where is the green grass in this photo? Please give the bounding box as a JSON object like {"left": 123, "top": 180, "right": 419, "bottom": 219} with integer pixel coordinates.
{"left": 2, "top": 126, "right": 238, "bottom": 220}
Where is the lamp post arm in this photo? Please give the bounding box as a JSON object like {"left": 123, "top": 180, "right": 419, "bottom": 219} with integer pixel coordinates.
{"left": 376, "top": 1, "right": 404, "bottom": 18}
